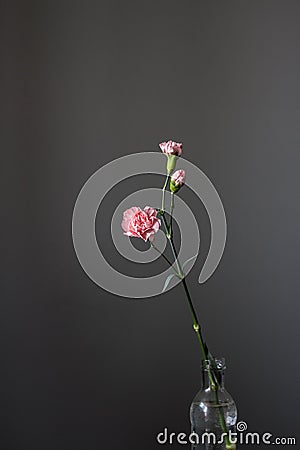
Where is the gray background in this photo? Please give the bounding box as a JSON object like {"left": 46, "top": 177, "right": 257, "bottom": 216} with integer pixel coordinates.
{"left": 2, "top": 1, "right": 299, "bottom": 449}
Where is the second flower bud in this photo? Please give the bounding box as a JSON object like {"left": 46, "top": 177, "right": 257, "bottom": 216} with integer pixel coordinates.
{"left": 170, "top": 169, "right": 186, "bottom": 193}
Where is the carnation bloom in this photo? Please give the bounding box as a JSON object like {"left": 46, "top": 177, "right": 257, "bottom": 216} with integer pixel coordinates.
{"left": 159, "top": 140, "right": 183, "bottom": 157}
{"left": 121, "top": 206, "right": 161, "bottom": 242}
{"left": 170, "top": 169, "right": 186, "bottom": 193}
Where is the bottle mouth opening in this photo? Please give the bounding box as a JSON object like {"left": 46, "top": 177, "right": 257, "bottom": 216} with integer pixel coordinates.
{"left": 202, "top": 357, "right": 226, "bottom": 371}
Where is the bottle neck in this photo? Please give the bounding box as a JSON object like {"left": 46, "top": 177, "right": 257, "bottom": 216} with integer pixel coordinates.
{"left": 201, "top": 359, "right": 226, "bottom": 390}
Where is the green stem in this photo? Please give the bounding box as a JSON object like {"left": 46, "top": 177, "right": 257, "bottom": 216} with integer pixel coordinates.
{"left": 179, "top": 263, "right": 232, "bottom": 448}
{"left": 155, "top": 230, "right": 232, "bottom": 447}
{"left": 161, "top": 175, "right": 170, "bottom": 213}
{"left": 180, "top": 275, "right": 217, "bottom": 389}
{"left": 181, "top": 278, "right": 208, "bottom": 358}
{"left": 169, "top": 192, "right": 175, "bottom": 238}
{"left": 214, "top": 389, "right": 233, "bottom": 449}
{"left": 150, "top": 242, "right": 175, "bottom": 269}
{"left": 162, "top": 195, "right": 233, "bottom": 449}
{"left": 162, "top": 215, "right": 182, "bottom": 277}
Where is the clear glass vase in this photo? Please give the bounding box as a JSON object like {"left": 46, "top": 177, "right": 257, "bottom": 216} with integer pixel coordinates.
{"left": 190, "top": 358, "right": 237, "bottom": 450}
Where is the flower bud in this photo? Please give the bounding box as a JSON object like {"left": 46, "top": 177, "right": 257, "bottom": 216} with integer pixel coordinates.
{"left": 170, "top": 169, "right": 186, "bottom": 193}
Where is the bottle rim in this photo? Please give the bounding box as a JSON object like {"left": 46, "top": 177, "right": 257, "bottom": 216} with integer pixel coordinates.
{"left": 202, "top": 357, "right": 226, "bottom": 371}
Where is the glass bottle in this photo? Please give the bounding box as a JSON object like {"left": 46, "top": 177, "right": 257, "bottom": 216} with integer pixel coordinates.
{"left": 190, "top": 358, "right": 237, "bottom": 450}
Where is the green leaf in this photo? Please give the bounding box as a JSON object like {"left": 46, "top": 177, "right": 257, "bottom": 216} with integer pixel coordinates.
{"left": 162, "top": 274, "right": 175, "bottom": 292}
{"left": 182, "top": 254, "right": 198, "bottom": 270}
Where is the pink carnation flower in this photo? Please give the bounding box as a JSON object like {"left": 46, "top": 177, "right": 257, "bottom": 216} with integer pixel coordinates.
{"left": 159, "top": 140, "right": 183, "bottom": 156}
{"left": 121, "top": 206, "right": 161, "bottom": 242}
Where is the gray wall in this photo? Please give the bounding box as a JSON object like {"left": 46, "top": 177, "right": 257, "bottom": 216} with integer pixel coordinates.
{"left": 2, "top": 1, "right": 299, "bottom": 449}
